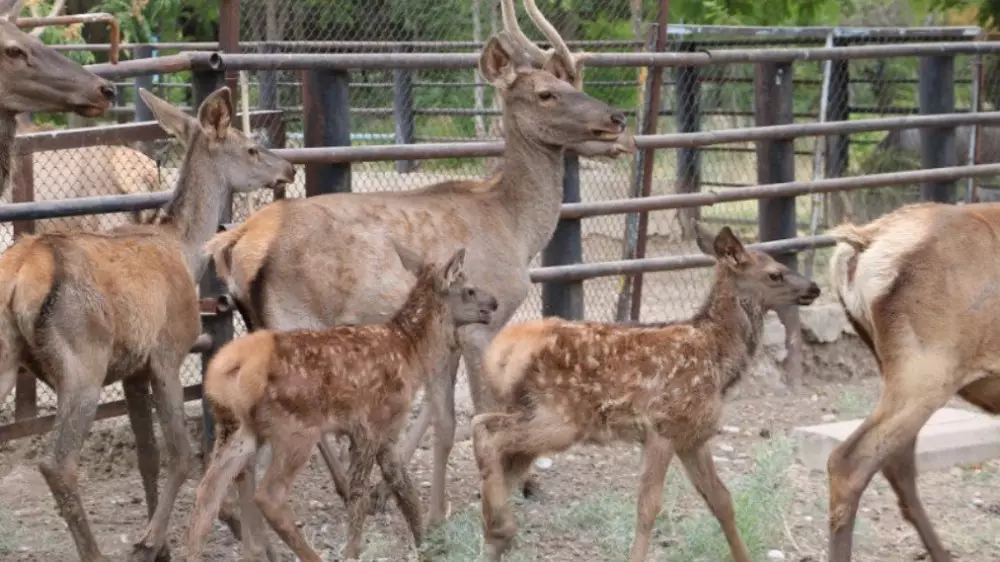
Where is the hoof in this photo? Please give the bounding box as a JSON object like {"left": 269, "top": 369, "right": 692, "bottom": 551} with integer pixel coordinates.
{"left": 130, "top": 543, "right": 170, "bottom": 562}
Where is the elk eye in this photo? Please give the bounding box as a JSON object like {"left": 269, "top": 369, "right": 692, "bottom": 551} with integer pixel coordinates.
{"left": 464, "top": 288, "right": 475, "bottom": 298}
{"left": 769, "top": 272, "right": 783, "bottom": 282}
{"left": 538, "top": 91, "right": 555, "bottom": 101}
{"left": 248, "top": 147, "right": 259, "bottom": 157}
{"left": 5, "top": 46, "right": 24, "bottom": 59}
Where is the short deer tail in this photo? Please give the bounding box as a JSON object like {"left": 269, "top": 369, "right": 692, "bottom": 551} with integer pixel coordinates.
{"left": 203, "top": 225, "right": 246, "bottom": 283}
{"left": 203, "top": 332, "right": 275, "bottom": 422}
{"left": 0, "top": 236, "right": 57, "bottom": 402}
{"left": 483, "top": 320, "right": 558, "bottom": 402}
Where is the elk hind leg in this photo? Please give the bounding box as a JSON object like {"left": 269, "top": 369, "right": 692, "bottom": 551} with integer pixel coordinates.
{"left": 880, "top": 437, "right": 951, "bottom": 561}
{"left": 123, "top": 377, "right": 160, "bottom": 522}
{"left": 131, "top": 353, "right": 193, "bottom": 561}
{"left": 38, "top": 378, "right": 106, "bottom": 562}
{"left": 827, "top": 353, "right": 956, "bottom": 562}
{"left": 677, "top": 442, "right": 750, "bottom": 562}
{"left": 376, "top": 439, "right": 424, "bottom": 551}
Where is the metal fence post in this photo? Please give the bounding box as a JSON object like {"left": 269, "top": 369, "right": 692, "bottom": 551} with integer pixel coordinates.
{"left": 919, "top": 55, "right": 957, "bottom": 203}
{"left": 133, "top": 45, "right": 154, "bottom": 156}
{"left": 192, "top": 67, "right": 232, "bottom": 454}
{"left": 675, "top": 40, "right": 701, "bottom": 237}
{"left": 11, "top": 152, "right": 35, "bottom": 421}
{"left": 393, "top": 46, "right": 417, "bottom": 173}
{"left": 302, "top": 69, "right": 351, "bottom": 196}
{"left": 825, "top": 37, "right": 850, "bottom": 224}
{"left": 755, "top": 61, "right": 804, "bottom": 390}
{"left": 542, "top": 155, "right": 584, "bottom": 319}
{"left": 258, "top": 42, "right": 278, "bottom": 116}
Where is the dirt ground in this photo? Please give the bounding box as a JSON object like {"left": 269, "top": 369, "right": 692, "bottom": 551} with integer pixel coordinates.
{"left": 2, "top": 332, "right": 999, "bottom": 562}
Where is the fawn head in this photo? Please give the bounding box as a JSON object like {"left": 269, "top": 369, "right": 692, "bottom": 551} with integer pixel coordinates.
{"left": 393, "top": 242, "right": 499, "bottom": 327}
{"left": 138, "top": 86, "right": 295, "bottom": 194}
{"left": 696, "top": 224, "right": 821, "bottom": 309}
{"left": 0, "top": 0, "right": 115, "bottom": 117}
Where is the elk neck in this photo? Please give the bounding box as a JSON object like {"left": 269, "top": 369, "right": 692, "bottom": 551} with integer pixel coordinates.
{"left": 0, "top": 111, "right": 15, "bottom": 199}
{"left": 389, "top": 270, "right": 454, "bottom": 382}
{"left": 690, "top": 268, "right": 767, "bottom": 393}
{"left": 154, "top": 143, "right": 229, "bottom": 281}
{"left": 493, "top": 111, "right": 566, "bottom": 259}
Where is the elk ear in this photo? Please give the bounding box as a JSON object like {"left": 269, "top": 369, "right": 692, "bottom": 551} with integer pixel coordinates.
{"left": 139, "top": 88, "right": 196, "bottom": 142}
{"left": 197, "top": 86, "right": 235, "bottom": 141}
{"left": 391, "top": 239, "right": 425, "bottom": 277}
{"left": 713, "top": 226, "right": 751, "bottom": 268}
{"left": 479, "top": 34, "right": 518, "bottom": 89}
{"left": 439, "top": 247, "right": 467, "bottom": 289}
{"left": 692, "top": 220, "right": 717, "bottom": 257}
{"left": 0, "top": 0, "right": 25, "bottom": 21}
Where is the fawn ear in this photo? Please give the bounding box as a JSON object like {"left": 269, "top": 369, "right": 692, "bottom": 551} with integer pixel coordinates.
{"left": 391, "top": 239, "right": 424, "bottom": 277}
{"left": 713, "top": 226, "right": 751, "bottom": 268}
{"left": 439, "top": 247, "right": 467, "bottom": 289}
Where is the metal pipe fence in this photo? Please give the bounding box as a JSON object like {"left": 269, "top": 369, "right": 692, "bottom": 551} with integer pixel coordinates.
{"left": 4, "top": 33, "right": 1000, "bottom": 440}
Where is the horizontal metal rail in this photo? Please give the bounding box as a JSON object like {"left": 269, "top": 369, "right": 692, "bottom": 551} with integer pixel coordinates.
{"left": 528, "top": 236, "right": 838, "bottom": 282}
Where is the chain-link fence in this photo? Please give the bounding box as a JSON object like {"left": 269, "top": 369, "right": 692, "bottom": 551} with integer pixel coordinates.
{"left": 0, "top": 16, "right": 995, "bottom": 432}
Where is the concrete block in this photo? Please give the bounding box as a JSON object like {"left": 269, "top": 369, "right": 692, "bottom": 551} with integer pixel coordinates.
{"left": 792, "top": 407, "right": 1000, "bottom": 473}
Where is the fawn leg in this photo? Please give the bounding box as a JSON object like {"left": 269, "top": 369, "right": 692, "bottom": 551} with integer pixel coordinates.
{"left": 677, "top": 442, "right": 751, "bottom": 562}
{"left": 827, "top": 355, "right": 954, "bottom": 562}
{"left": 38, "top": 377, "right": 106, "bottom": 562}
{"left": 130, "top": 354, "right": 193, "bottom": 562}
{"left": 255, "top": 432, "right": 323, "bottom": 562}
{"left": 627, "top": 435, "right": 675, "bottom": 562}
{"left": 122, "top": 377, "right": 160, "bottom": 522}
{"left": 371, "top": 351, "right": 462, "bottom": 516}
{"left": 376, "top": 440, "right": 424, "bottom": 551}
{"left": 881, "top": 438, "right": 951, "bottom": 561}
{"left": 344, "top": 438, "right": 379, "bottom": 560}
{"left": 316, "top": 434, "right": 351, "bottom": 504}
{"left": 186, "top": 426, "right": 258, "bottom": 561}
{"left": 235, "top": 459, "right": 278, "bottom": 562}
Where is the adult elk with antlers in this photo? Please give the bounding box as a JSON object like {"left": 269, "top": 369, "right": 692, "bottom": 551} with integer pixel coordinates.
{"left": 203, "top": 0, "right": 636, "bottom": 526}
{"left": 0, "top": 87, "right": 293, "bottom": 562}
{"left": 826, "top": 201, "right": 1000, "bottom": 562}
{"left": 0, "top": 0, "right": 116, "bottom": 195}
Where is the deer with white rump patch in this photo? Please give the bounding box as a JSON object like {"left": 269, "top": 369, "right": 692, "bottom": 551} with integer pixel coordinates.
{"left": 0, "top": 86, "right": 293, "bottom": 562}
{"left": 472, "top": 224, "right": 821, "bottom": 561}
{"left": 185, "top": 244, "right": 498, "bottom": 562}
{"left": 201, "top": 0, "right": 636, "bottom": 526}
{"left": 825, "top": 201, "right": 1000, "bottom": 562}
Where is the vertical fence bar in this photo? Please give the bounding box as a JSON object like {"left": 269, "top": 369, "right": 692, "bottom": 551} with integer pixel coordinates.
{"left": 393, "top": 46, "right": 417, "bottom": 173}
{"left": 542, "top": 155, "right": 584, "bottom": 319}
{"left": 259, "top": 43, "right": 278, "bottom": 116}
{"left": 675, "top": 40, "right": 701, "bottom": 237}
{"left": 919, "top": 55, "right": 957, "bottom": 203}
{"left": 825, "top": 36, "right": 851, "bottom": 225}
{"left": 11, "top": 152, "right": 35, "bottom": 421}
{"left": 133, "top": 45, "right": 154, "bottom": 157}
{"left": 192, "top": 68, "right": 231, "bottom": 454}
{"left": 968, "top": 51, "right": 983, "bottom": 203}
{"left": 755, "top": 60, "right": 804, "bottom": 389}
{"left": 628, "top": 0, "right": 671, "bottom": 322}
{"left": 219, "top": 0, "right": 241, "bottom": 95}
{"left": 302, "top": 69, "right": 351, "bottom": 196}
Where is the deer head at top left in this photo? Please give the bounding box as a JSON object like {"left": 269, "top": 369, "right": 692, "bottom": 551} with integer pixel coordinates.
{"left": 0, "top": 0, "right": 116, "bottom": 117}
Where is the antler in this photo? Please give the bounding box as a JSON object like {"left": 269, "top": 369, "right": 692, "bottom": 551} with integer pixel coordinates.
{"left": 27, "top": 0, "right": 66, "bottom": 37}
{"left": 498, "top": 0, "right": 548, "bottom": 66}
{"left": 522, "top": 0, "right": 587, "bottom": 83}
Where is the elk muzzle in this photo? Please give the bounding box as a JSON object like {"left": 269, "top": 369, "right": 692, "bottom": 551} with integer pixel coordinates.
{"left": 798, "top": 282, "right": 821, "bottom": 305}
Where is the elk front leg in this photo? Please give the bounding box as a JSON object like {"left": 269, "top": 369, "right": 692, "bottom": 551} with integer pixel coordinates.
{"left": 131, "top": 354, "right": 193, "bottom": 562}
{"left": 627, "top": 435, "right": 675, "bottom": 562}
{"left": 425, "top": 350, "right": 460, "bottom": 526}
{"left": 122, "top": 377, "right": 160, "bottom": 523}
{"left": 881, "top": 438, "right": 951, "bottom": 561}
{"left": 38, "top": 379, "right": 106, "bottom": 562}
{"left": 677, "top": 442, "right": 750, "bottom": 562}
{"left": 235, "top": 462, "right": 279, "bottom": 562}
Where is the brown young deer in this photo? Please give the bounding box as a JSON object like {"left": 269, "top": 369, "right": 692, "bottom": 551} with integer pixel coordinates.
{"left": 471, "top": 225, "right": 821, "bottom": 562}
{"left": 202, "top": 0, "right": 636, "bottom": 527}
{"left": 185, "top": 244, "right": 498, "bottom": 562}
{"left": 825, "top": 201, "right": 1000, "bottom": 562}
{"left": 0, "top": 0, "right": 116, "bottom": 194}
{"left": 0, "top": 86, "right": 293, "bottom": 562}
